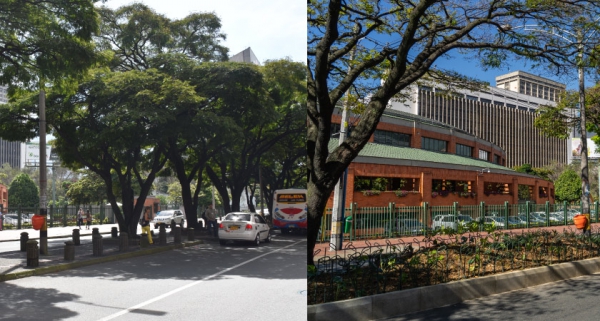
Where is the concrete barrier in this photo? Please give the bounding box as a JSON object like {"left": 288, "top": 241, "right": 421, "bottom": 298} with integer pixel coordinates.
{"left": 308, "top": 257, "right": 600, "bottom": 321}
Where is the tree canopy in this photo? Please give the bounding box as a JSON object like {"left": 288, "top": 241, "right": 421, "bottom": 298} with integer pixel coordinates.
{"left": 555, "top": 169, "right": 582, "bottom": 202}
{"left": 8, "top": 173, "right": 39, "bottom": 208}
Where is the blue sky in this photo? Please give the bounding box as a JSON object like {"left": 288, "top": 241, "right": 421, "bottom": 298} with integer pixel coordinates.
{"left": 434, "top": 51, "right": 591, "bottom": 91}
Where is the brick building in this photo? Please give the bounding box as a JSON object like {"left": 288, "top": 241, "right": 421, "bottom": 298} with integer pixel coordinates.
{"left": 0, "top": 183, "right": 7, "bottom": 210}
{"left": 329, "top": 109, "right": 555, "bottom": 208}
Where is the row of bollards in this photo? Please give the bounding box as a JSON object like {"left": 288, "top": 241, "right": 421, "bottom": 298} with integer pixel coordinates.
{"left": 24, "top": 225, "right": 198, "bottom": 267}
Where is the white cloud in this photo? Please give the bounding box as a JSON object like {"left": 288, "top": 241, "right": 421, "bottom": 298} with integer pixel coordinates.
{"left": 101, "top": 0, "right": 306, "bottom": 63}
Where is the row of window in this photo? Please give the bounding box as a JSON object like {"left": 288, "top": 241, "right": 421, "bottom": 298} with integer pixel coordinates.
{"left": 354, "top": 177, "right": 553, "bottom": 200}
{"left": 330, "top": 125, "right": 503, "bottom": 164}
{"left": 420, "top": 86, "right": 538, "bottom": 112}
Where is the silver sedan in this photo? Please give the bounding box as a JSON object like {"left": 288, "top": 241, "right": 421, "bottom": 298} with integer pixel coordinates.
{"left": 218, "top": 212, "right": 271, "bottom": 246}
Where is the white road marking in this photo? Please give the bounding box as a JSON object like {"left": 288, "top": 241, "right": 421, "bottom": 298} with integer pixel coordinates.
{"left": 97, "top": 240, "right": 305, "bottom": 321}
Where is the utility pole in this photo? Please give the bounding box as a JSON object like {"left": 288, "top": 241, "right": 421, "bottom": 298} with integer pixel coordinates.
{"left": 39, "top": 90, "right": 48, "bottom": 255}
{"left": 330, "top": 45, "right": 357, "bottom": 251}
{"left": 577, "top": 33, "right": 591, "bottom": 235}
{"left": 259, "top": 165, "right": 265, "bottom": 215}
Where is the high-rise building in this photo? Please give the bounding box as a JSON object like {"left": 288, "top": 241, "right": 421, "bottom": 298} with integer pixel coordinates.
{"left": 229, "top": 47, "right": 260, "bottom": 65}
{"left": 495, "top": 71, "right": 566, "bottom": 102}
{"left": 388, "top": 72, "right": 567, "bottom": 168}
{"left": 0, "top": 86, "right": 21, "bottom": 168}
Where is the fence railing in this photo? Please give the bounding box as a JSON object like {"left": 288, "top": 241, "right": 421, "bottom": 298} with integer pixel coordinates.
{"left": 319, "top": 201, "right": 598, "bottom": 242}
{"left": 0, "top": 203, "right": 228, "bottom": 230}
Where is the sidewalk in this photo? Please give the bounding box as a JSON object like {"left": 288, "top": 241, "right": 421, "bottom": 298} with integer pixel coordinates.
{"left": 0, "top": 224, "right": 210, "bottom": 282}
{"left": 313, "top": 223, "right": 600, "bottom": 259}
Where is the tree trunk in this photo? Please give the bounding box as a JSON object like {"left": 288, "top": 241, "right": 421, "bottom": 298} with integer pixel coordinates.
{"left": 307, "top": 180, "right": 333, "bottom": 266}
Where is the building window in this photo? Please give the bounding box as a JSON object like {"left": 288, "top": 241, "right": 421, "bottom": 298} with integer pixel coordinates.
{"left": 506, "top": 104, "right": 516, "bottom": 108}
{"left": 374, "top": 130, "right": 411, "bottom": 147}
{"left": 493, "top": 154, "right": 501, "bottom": 164}
{"left": 456, "top": 144, "right": 473, "bottom": 158}
{"left": 493, "top": 101, "right": 504, "bottom": 106}
{"left": 479, "top": 150, "right": 489, "bottom": 161}
{"left": 480, "top": 98, "right": 491, "bottom": 104}
{"left": 466, "top": 95, "right": 478, "bottom": 101}
{"left": 422, "top": 137, "right": 448, "bottom": 152}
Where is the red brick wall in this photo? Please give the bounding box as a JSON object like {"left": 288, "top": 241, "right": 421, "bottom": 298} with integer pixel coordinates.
{"left": 328, "top": 162, "right": 554, "bottom": 208}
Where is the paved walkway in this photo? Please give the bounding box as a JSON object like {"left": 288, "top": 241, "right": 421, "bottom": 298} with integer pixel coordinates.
{"left": 313, "top": 223, "right": 600, "bottom": 259}
{"left": 0, "top": 224, "right": 212, "bottom": 281}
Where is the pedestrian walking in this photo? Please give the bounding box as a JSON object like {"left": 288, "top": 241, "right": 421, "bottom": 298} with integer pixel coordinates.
{"left": 77, "top": 208, "right": 84, "bottom": 229}
{"left": 140, "top": 208, "right": 153, "bottom": 244}
{"left": 85, "top": 210, "right": 92, "bottom": 230}
{"left": 205, "top": 204, "right": 218, "bottom": 237}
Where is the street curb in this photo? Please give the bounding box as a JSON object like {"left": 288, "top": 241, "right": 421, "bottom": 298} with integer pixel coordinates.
{"left": 308, "top": 257, "right": 600, "bottom": 321}
{"left": 0, "top": 240, "right": 203, "bottom": 282}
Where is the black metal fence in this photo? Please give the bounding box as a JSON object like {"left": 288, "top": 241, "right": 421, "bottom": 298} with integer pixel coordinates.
{"left": 309, "top": 226, "right": 600, "bottom": 305}
{"left": 0, "top": 203, "right": 228, "bottom": 230}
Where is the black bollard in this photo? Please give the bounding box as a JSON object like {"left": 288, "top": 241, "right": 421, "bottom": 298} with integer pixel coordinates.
{"left": 92, "top": 232, "right": 103, "bottom": 256}
{"left": 20, "top": 232, "right": 29, "bottom": 252}
{"left": 64, "top": 241, "right": 75, "bottom": 261}
{"left": 26, "top": 240, "right": 39, "bottom": 267}
{"left": 159, "top": 224, "right": 167, "bottom": 245}
{"left": 173, "top": 226, "right": 182, "bottom": 244}
{"left": 111, "top": 227, "right": 118, "bottom": 238}
{"left": 187, "top": 228, "right": 195, "bottom": 241}
{"left": 72, "top": 229, "right": 81, "bottom": 245}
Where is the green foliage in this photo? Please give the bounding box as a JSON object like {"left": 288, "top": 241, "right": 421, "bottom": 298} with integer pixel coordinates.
{"left": 513, "top": 163, "right": 552, "bottom": 180}
{"left": 518, "top": 185, "right": 532, "bottom": 201}
{"left": 8, "top": 173, "right": 39, "bottom": 208}
{"left": 65, "top": 171, "right": 106, "bottom": 205}
{"left": 555, "top": 169, "right": 582, "bottom": 202}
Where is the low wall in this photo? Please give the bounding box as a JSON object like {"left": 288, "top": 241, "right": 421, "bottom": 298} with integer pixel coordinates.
{"left": 308, "top": 257, "right": 600, "bottom": 321}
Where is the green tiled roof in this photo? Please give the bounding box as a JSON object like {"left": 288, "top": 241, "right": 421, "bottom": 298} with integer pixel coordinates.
{"left": 329, "top": 138, "right": 511, "bottom": 171}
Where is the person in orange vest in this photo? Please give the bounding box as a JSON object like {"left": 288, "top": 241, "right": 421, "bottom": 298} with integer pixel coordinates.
{"left": 140, "top": 208, "right": 153, "bottom": 244}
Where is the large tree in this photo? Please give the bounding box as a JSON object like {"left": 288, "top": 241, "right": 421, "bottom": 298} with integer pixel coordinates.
{"left": 8, "top": 173, "right": 39, "bottom": 209}
{"left": 95, "top": 4, "right": 231, "bottom": 227}
{"left": 306, "top": 0, "right": 600, "bottom": 265}
{"left": 204, "top": 60, "right": 306, "bottom": 213}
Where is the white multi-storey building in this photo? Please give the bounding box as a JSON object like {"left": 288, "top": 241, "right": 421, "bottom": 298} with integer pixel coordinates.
{"left": 388, "top": 71, "right": 568, "bottom": 168}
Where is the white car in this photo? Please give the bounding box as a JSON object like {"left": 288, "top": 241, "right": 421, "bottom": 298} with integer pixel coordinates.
{"left": 218, "top": 212, "right": 271, "bottom": 246}
{"left": 432, "top": 214, "right": 473, "bottom": 230}
{"left": 151, "top": 210, "right": 185, "bottom": 228}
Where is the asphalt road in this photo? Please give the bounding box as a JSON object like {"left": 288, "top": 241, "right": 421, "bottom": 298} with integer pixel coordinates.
{"left": 379, "top": 273, "right": 600, "bottom": 321}
{"left": 0, "top": 233, "right": 306, "bottom": 321}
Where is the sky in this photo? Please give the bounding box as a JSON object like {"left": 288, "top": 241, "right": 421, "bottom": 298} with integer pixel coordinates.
{"left": 100, "top": 0, "right": 307, "bottom": 64}
{"left": 434, "top": 50, "right": 592, "bottom": 91}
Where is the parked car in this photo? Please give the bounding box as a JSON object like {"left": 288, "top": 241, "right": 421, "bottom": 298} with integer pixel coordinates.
{"left": 151, "top": 210, "right": 185, "bottom": 228}
{"left": 2, "top": 213, "right": 32, "bottom": 226}
{"left": 3, "top": 214, "right": 19, "bottom": 226}
{"left": 484, "top": 216, "right": 505, "bottom": 228}
{"left": 396, "top": 219, "right": 426, "bottom": 236}
{"left": 507, "top": 216, "right": 526, "bottom": 227}
{"left": 517, "top": 214, "right": 544, "bottom": 226}
{"left": 432, "top": 214, "right": 473, "bottom": 230}
{"left": 218, "top": 212, "right": 271, "bottom": 246}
